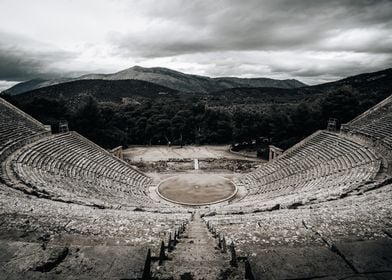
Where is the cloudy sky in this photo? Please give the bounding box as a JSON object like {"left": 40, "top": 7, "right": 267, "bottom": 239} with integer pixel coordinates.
{"left": 0, "top": 0, "right": 391, "bottom": 91}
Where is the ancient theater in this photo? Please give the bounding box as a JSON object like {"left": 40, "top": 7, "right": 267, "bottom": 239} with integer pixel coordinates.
{"left": 0, "top": 92, "right": 391, "bottom": 279}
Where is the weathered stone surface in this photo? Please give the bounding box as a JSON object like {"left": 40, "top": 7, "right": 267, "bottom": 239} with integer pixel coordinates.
{"left": 33, "top": 247, "right": 69, "bottom": 272}
{"left": 153, "top": 213, "right": 243, "bottom": 279}
{"left": 0, "top": 240, "right": 148, "bottom": 279}
{"left": 334, "top": 239, "right": 392, "bottom": 273}
{"left": 249, "top": 246, "right": 352, "bottom": 280}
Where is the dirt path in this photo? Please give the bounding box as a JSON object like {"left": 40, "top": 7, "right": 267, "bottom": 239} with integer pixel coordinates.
{"left": 153, "top": 212, "right": 242, "bottom": 279}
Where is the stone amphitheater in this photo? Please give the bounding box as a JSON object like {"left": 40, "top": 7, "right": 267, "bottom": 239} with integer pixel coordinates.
{"left": 0, "top": 95, "right": 391, "bottom": 280}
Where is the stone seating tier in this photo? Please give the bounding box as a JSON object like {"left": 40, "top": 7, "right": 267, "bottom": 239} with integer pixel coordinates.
{"left": 3, "top": 132, "right": 178, "bottom": 210}
{"left": 342, "top": 95, "right": 392, "bottom": 148}
{"left": 0, "top": 98, "right": 48, "bottom": 162}
{"left": 224, "top": 131, "right": 381, "bottom": 214}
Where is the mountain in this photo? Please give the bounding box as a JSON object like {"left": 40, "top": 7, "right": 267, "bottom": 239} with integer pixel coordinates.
{"left": 2, "top": 78, "right": 72, "bottom": 96}
{"left": 2, "top": 66, "right": 306, "bottom": 95}
{"left": 211, "top": 68, "right": 392, "bottom": 100}
{"left": 13, "top": 79, "right": 179, "bottom": 108}
{"left": 213, "top": 76, "right": 305, "bottom": 89}
{"left": 78, "top": 66, "right": 306, "bottom": 93}
{"left": 7, "top": 67, "right": 392, "bottom": 112}
{"left": 12, "top": 67, "right": 392, "bottom": 112}
{"left": 312, "top": 68, "right": 392, "bottom": 93}
{"left": 78, "top": 66, "right": 220, "bottom": 93}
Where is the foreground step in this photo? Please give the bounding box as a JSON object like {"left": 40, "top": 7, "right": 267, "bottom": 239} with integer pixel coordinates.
{"left": 153, "top": 212, "right": 244, "bottom": 280}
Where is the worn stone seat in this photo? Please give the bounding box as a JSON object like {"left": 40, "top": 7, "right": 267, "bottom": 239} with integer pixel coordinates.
{"left": 0, "top": 98, "right": 49, "bottom": 164}
{"left": 227, "top": 131, "right": 382, "bottom": 214}
{"left": 4, "top": 132, "right": 162, "bottom": 208}
{"left": 342, "top": 95, "right": 392, "bottom": 149}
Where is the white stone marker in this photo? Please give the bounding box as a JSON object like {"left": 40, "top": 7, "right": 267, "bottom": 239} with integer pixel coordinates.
{"left": 194, "top": 159, "right": 199, "bottom": 170}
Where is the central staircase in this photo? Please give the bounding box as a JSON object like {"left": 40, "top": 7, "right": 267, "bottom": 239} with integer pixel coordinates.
{"left": 152, "top": 211, "right": 244, "bottom": 280}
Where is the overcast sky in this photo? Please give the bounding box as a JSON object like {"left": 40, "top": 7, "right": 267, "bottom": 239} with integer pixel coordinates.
{"left": 0, "top": 0, "right": 391, "bottom": 91}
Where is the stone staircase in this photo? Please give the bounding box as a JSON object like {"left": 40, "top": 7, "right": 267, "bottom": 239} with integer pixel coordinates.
{"left": 151, "top": 211, "right": 246, "bottom": 280}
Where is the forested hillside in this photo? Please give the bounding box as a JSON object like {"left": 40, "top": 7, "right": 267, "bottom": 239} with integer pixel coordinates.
{"left": 2, "top": 68, "right": 391, "bottom": 152}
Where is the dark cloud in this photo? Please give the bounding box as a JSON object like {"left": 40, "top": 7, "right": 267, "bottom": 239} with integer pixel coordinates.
{"left": 0, "top": 32, "right": 77, "bottom": 81}
{"left": 113, "top": 0, "right": 392, "bottom": 57}
{"left": 0, "top": 0, "right": 391, "bottom": 85}
{"left": 266, "top": 52, "right": 392, "bottom": 84}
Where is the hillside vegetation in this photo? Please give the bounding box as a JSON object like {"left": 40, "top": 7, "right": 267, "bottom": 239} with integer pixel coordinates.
{"left": 2, "top": 68, "right": 391, "bottom": 153}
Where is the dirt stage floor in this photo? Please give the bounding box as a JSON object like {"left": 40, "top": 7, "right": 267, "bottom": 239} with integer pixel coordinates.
{"left": 157, "top": 174, "right": 237, "bottom": 205}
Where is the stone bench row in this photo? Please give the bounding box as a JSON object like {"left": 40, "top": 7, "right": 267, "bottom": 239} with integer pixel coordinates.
{"left": 232, "top": 131, "right": 381, "bottom": 207}
{"left": 0, "top": 183, "right": 191, "bottom": 246}
{"left": 0, "top": 99, "right": 46, "bottom": 149}
{"left": 12, "top": 163, "right": 151, "bottom": 208}
{"left": 1, "top": 132, "right": 171, "bottom": 209}
{"left": 203, "top": 182, "right": 392, "bottom": 252}
{"left": 342, "top": 97, "right": 392, "bottom": 148}
{"left": 346, "top": 117, "right": 392, "bottom": 148}
{"left": 219, "top": 168, "right": 377, "bottom": 215}
{"left": 14, "top": 133, "right": 148, "bottom": 187}
{"left": 0, "top": 98, "right": 48, "bottom": 163}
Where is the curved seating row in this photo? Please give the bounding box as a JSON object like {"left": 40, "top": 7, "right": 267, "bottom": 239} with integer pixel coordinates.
{"left": 0, "top": 97, "right": 179, "bottom": 211}
{"left": 4, "top": 132, "right": 163, "bottom": 209}
{"left": 0, "top": 98, "right": 49, "bottom": 161}
{"left": 341, "top": 95, "right": 392, "bottom": 148}
{"left": 204, "top": 180, "right": 392, "bottom": 251}
{"left": 0, "top": 182, "right": 191, "bottom": 278}
{"left": 222, "top": 131, "right": 382, "bottom": 213}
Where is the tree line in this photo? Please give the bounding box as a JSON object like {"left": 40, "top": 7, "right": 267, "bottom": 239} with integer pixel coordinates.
{"left": 4, "top": 89, "right": 388, "bottom": 154}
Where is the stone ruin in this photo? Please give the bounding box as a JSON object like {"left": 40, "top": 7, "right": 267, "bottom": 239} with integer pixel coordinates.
{"left": 110, "top": 145, "right": 124, "bottom": 160}
{"left": 0, "top": 95, "right": 391, "bottom": 279}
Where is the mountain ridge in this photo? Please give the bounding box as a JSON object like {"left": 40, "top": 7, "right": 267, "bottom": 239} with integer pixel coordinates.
{"left": 2, "top": 65, "right": 306, "bottom": 95}
{"left": 9, "top": 67, "right": 392, "bottom": 112}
